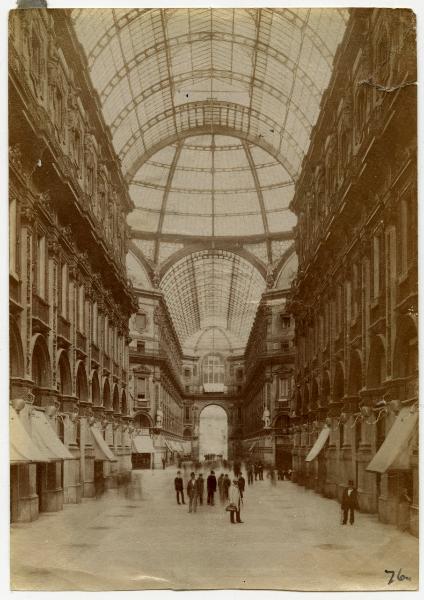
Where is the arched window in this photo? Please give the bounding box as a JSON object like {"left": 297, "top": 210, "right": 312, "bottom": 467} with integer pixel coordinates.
{"left": 202, "top": 354, "right": 224, "bottom": 384}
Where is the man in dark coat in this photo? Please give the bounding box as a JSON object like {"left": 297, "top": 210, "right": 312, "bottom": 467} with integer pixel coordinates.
{"left": 207, "top": 470, "right": 217, "bottom": 505}
{"left": 341, "top": 479, "right": 358, "bottom": 525}
{"left": 238, "top": 473, "right": 246, "bottom": 498}
{"left": 247, "top": 464, "right": 254, "bottom": 485}
{"left": 187, "top": 472, "right": 198, "bottom": 513}
{"left": 196, "top": 473, "right": 205, "bottom": 505}
{"left": 174, "top": 470, "right": 185, "bottom": 505}
{"left": 223, "top": 473, "right": 231, "bottom": 501}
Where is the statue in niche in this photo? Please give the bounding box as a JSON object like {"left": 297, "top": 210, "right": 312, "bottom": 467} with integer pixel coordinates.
{"left": 156, "top": 406, "right": 163, "bottom": 429}
{"left": 262, "top": 406, "right": 271, "bottom": 429}
{"left": 152, "top": 268, "right": 161, "bottom": 288}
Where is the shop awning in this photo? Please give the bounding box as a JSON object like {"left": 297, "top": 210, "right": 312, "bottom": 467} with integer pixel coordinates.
{"left": 9, "top": 407, "right": 50, "bottom": 464}
{"left": 165, "top": 440, "right": 174, "bottom": 452}
{"left": 132, "top": 435, "right": 155, "bottom": 454}
{"left": 90, "top": 427, "right": 118, "bottom": 462}
{"left": 181, "top": 441, "right": 192, "bottom": 454}
{"left": 305, "top": 426, "right": 330, "bottom": 462}
{"left": 366, "top": 407, "right": 418, "bottom": 473}
{"left": 31, "top": 410, "right": 74, "bottom": 460}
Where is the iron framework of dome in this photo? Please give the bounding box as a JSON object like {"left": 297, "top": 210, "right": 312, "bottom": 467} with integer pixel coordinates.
{"left": 71, "top": 8, "right": 348, "bottom": 350}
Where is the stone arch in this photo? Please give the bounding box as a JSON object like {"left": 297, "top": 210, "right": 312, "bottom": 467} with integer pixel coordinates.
{"left": 347, "top": 350, "right": 363, "bottom": 395}
{"left": 134, "top": 411, "right": 153, "bottom": 428}
{"left": 198, "top": 403, "right": 228, "bottom": 460}
{"left": 333, "top": 361, "right": 345, "bottom": 402}
{"left": 103, "top": 378, "right": 112, "bottom": 410}
{"left": 57, "top": 350, "right": 72, "bottom": 396}
{"left": 367, "top": 335, "right": 386, "bottom": 388}
{"left": 121, "top": 389, "right": 128, "bottom": 416}
{"left": 274, "top": 247, "right": 298, "bottom": 290}
{"left": 76, "top": 361, "right": 89, "bottom": 402}
{"left": 392, "top": 314, "right": 418, "bottom": 379}
{"left": 112, "top": 384, "right": 120, "bottom": 414}
{"left": 91, "top": 369, "right": 101, "bottom": 406}
{"left": 310, "top": 377, "right": 319, "bottom": 410}
{"left": 9, "top": 318, "right": 24, "bottom": 378}
{"left": 302, "top": 383, "right": 310, "bottom": 415}
{"left": 321, "top": 370, "right": 331, "bottom": 407}
{"left": 31, "top": 334, "right": 51, "bottom": 390}
{"left": 159, "top": 242, "right": 268, "bottom": 279}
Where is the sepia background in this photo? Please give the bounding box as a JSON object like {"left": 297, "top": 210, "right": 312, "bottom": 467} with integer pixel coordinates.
{"left": 6, "top": 2, "right": 419, "bottom": 593}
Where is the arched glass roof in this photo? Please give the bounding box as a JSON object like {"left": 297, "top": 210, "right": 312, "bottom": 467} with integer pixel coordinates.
{"left": 160, "top": 250, "right": 265, "bottom": 348}
{"left": 72, "top": 8, "right": 348, "bottom": 181}
{"left": 71, "top": 8, "right": 348, "bottom": 351}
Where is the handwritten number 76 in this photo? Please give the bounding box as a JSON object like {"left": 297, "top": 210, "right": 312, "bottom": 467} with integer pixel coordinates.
{"left": 385, "top": 569, "right": 411, "bottom": 584}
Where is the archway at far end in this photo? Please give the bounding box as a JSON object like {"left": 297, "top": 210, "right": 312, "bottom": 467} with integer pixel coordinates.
{"left": 199, "top": 405, "right": 228, "bottom": 460}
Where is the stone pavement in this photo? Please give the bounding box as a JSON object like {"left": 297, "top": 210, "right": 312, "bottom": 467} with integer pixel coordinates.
{"left": 10, "top": 466, "right": 418, "bottom": 591}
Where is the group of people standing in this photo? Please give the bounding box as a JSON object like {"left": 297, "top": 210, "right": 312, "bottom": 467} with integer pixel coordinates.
{"left": 174, "top": 469, "right": 246, "bottom": 524}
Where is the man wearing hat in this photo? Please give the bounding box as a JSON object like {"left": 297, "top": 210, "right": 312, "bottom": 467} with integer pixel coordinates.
{"left": 341, "top": 479, "right": 358, "bottom": 525}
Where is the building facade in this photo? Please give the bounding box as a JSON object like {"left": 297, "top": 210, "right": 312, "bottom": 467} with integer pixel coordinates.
{"left": 288, "top": 9, "right": 417, "bottom": 535}
{"left": 9, "top": 9, "right": 137, "bottom": 522}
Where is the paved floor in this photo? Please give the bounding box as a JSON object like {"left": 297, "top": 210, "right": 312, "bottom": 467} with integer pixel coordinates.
{"left": 11, "top": 466, "right": 418, "bottom": 591}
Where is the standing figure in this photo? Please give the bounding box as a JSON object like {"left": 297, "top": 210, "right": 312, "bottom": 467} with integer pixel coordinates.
{"left": 223, "top": 473, "right": 231, "bottom": 502}
{"left": 254, "top": 463, "right": 259, "bottom": 481}
{"left": 174, "top": 470, "right": 185, "bottom": 505}
{"left": 162, "top": 457, "right": 166, "bottom": 470}
{"left": 238, "top": 473, "right": 246, "bottom": 499}
{"left": 258, "top": 463, "right": 264, "bottom": 480}
{"left": 398, "top": 487, "right": 412, "bottom": 532}
{"left": 341, "top": 479, "right": 358, "bottom": 525}
{"left": 228, "top": 479, "right": 243, "bottom": 524}
{"left": 207, "top": 470, "right": 217, "bottom": 505}
{"left": 218, "top": 473, "right": 225, "bottom": 503}
{"left": 187, "top": 472, "right": 198, "bottom": 513}
{"left": 247, "top": 464, "right": 254, "bottom": 485}
{"left": 196, "top": 473, "right": 205, "bottom": 506}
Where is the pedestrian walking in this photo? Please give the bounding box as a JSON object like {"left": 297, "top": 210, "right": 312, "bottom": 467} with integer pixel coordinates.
{"left": 227, "top": 479, "right": 243, "bottom": 524}
{"left": 258, "top": 462, "right": 264, "bottom": 480}
{"left": 398, "top": 487, "right": 412, "bottom": 531}
{"left": 218, "top": 473, "right": 225, "bottom": 503}
{"left": 341, "top": 479, "right": 358, "bottom": 525}
{"left": 162, "top": 457, "right": 166, "bottom": 470}
{"left": 254, "top": 463, "right": 259, "bottom": 481}
{"left": 196, "top": 473, "right": 205, "bottom": 506}
{"left": 187, "top": 472, "right": 198, "bottom": 513}
{"left": 207, "top": 470, "right": 217, "bottom": 505}
{"left": 268, "top": 467, "right": 276, "bottom": 486}
{"left": 174, "top": 470, "right": 185, "bottom": 505}
{"left": 247, "top": 464, "right": 254, "bottom": 485}
{"left": 223, "top": 473, "right": 231, "bottom": 501}
{"left": 238, "top": 473, "right": 246, "bottom": 498}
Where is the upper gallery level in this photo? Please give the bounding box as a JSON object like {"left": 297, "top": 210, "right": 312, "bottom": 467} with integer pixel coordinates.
{"left": 290, "top": 8, "right": 416, "bottom": 272}
{"left": 9, "top": 9, "right": 133, "bottom": 283}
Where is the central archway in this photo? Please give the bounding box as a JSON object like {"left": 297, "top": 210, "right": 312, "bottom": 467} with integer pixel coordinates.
{"left": 199, "top": 405, "right": 228, "bottom": 460}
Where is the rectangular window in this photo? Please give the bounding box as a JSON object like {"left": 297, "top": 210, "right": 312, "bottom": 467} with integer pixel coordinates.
{"left": 137, "top": 341, "right": 145, "bottom": 353}
{"left": 185, "top": 406, "right": 190, "bottom": 420}
{"left": 78, "top": 285, "right": 84, "bottom": 332}
{"left": 9, "top": 198, "right": 17, "bottom": 274}
{"left": 373, "top": 235, "right": 380, "bottom": 300}
{"left": 184, "top": 368, "right": 191, "bottom": 378}
{"left": 281, "top": 315, "right": 291, "bottom": 329}
{"left": 400, "top": 199, "right": 408, "bottom": 276}
{"left": 345, "top": 280, "right": 351, "bottom": 325}
{"left": 135, "top": 313, "right": 147, "bottom": 331}
{"left": 137, "top": 378, "right": 145, "bottom": 399}
{"left": 352, "top": 264, "right": 358, "bottom": 319}
{"left": 37, "top": 236, "right": 46, "bottom": 298}
{"left": 60, "top": 262, "right": 68, "bottom": 318}
{"left": 279, "top": 378, "right": 289, "bottom": 399}
{"left": 92, "top": 302, "right": 98, "bottom": 344}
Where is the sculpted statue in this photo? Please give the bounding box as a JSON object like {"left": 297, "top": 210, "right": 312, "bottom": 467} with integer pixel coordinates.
{"left": 262, "top": 407, "right": 271, "bottom": 428}
{"left": 156, "top": 407, "right": 163, "bottom": 428}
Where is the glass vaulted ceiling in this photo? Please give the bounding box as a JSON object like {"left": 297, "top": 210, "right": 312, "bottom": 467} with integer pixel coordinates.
{"left": 71, "top": 8, "right": 348, "bottom": 351}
